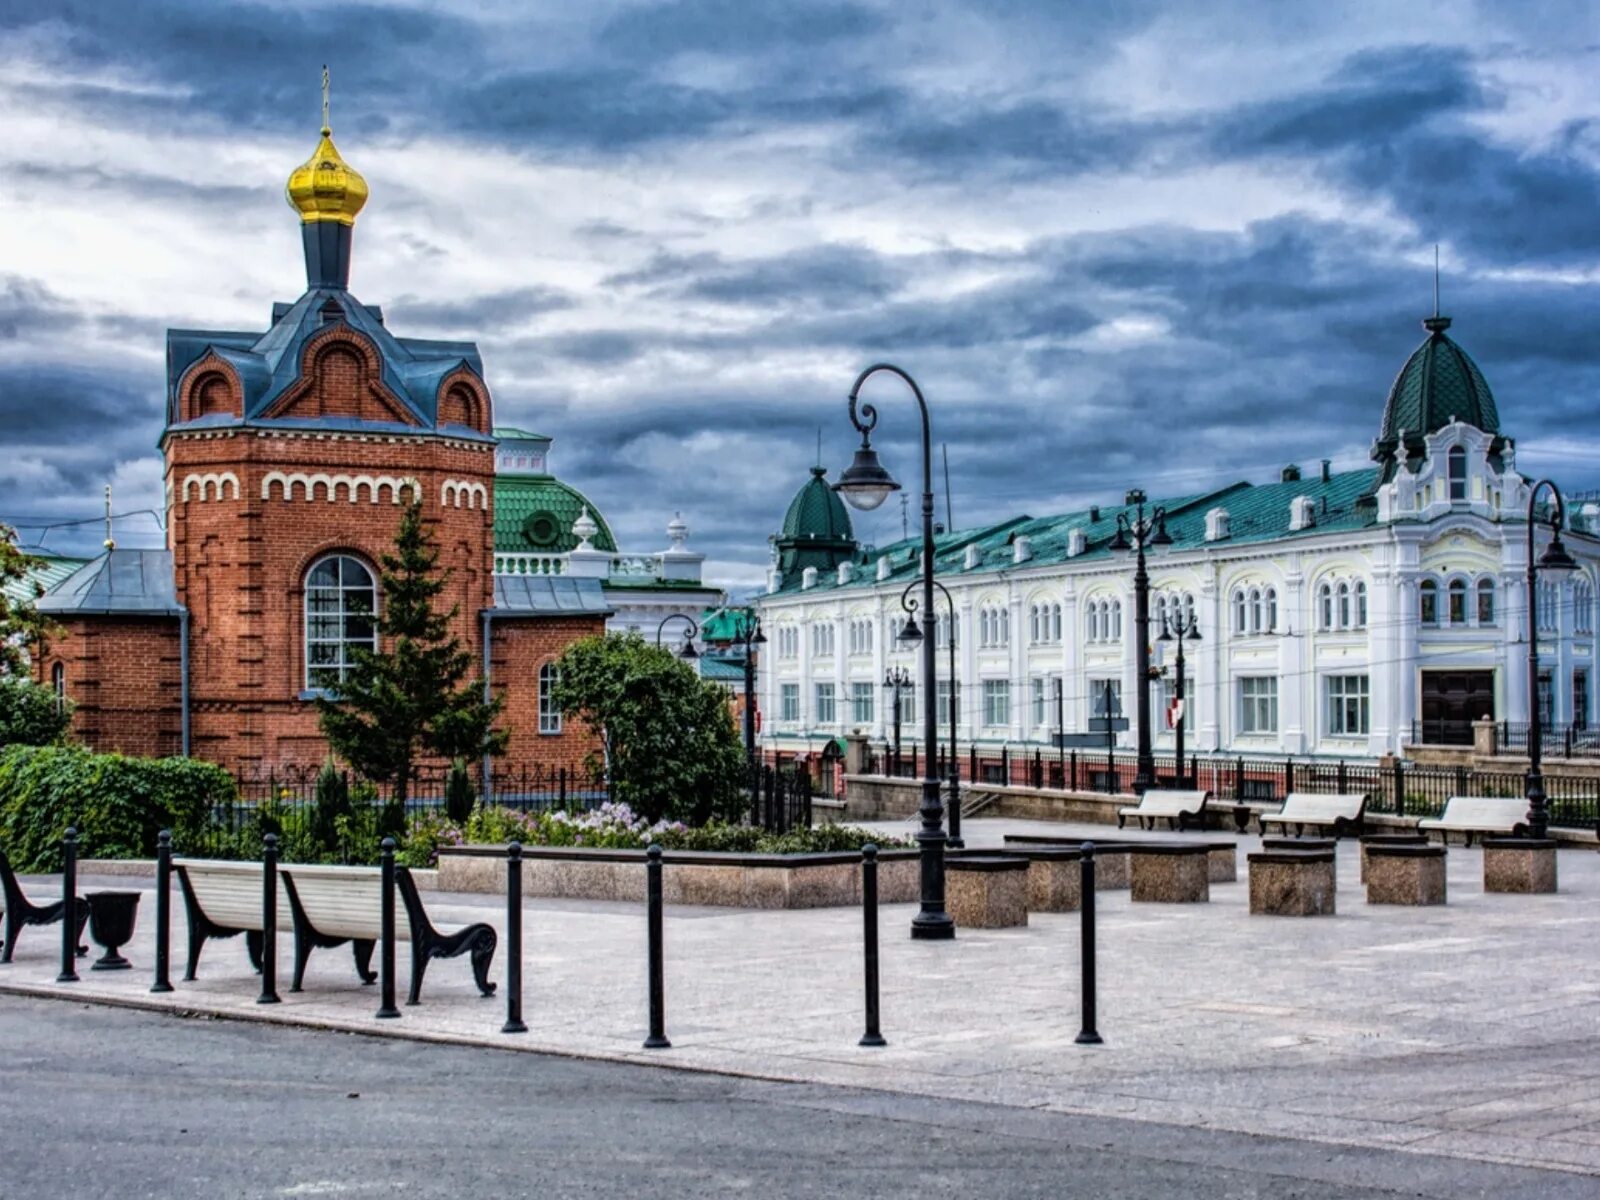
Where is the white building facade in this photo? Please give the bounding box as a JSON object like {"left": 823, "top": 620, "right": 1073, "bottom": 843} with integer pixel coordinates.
{"left": 754, "top": 316, "right": 1599, "bottom": 763}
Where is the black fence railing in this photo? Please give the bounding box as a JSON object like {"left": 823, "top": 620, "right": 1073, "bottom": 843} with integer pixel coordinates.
{"left": 1490, "top": 721, "right": 1600, "bottom": 759}
{"left": 748, "top": 764, "right": 812, "bottom": 835}
{"left": 858, "top": 743, "right": 1600, "bottom": 832}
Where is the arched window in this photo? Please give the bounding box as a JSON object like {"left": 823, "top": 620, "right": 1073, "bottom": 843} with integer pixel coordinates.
{"left": 1576, "top": 581, "right": 1594, "bottom": 635}
{"left": 1233, "top": 589, "right": 1247, "bottom": 635}
{"left": 1355, "top": 582, "right": 1368, "bottom": 629}
{"left": 1419, "top": 579, "right": 1438, "bottom": 626}
{"left": 1000, "top": 607, "right": 1010, "bottom": 645}
{"left": 1477, "top": 578, "right": 1496, "bottom": 626}
{"left": 1111, "top": 600, "right": 1122, "bottom": 640}
{"left": 1336, "top": 582, "right": 1350, "bottom": 630}
{"left": 1154, "top": 594, "right": 1168, "bottom": 635}
{"left": 51, "top": 662, "right": 65, "bottom": 716}
{"left": 305, "top": 554, "right": 377, "bottom": 690}
{"left": 1053, "top": 604, "right": 1062, "bottom": 641}
{"left": 1265, "top": 587, "right": 1278, "bottom": 634}
{"left": 1448, "top": 445, "right": 1467, "bottom": 501}
{"left": 1448, "top": 578, "right": 1467, "bottom": 625}
{"left": 1183, "top": 593, "right": 1196, "bottom": 627}
{"left": 1319, "top": 583, "right": 1333, "bottom": 631}
{"left": 538, "top": 662, "right": 562, "bottom": 734}
{"left": 1249, "top": 588, "right": 1263, "bottom": 634}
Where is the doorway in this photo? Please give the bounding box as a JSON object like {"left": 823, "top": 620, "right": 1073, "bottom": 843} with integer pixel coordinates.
{"left": 1419, "top": 670, "right": 1494, "bottom": 745}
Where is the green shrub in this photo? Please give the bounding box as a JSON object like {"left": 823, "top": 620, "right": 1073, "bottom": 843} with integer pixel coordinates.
{"left": 0, "top": 745, "right": 235, "bottom": 871}
{"left": 444, "top": 758, "right": 476, "bottom": 826}
{"left": 0, "top": 677, "right": 73, "bottom": 748}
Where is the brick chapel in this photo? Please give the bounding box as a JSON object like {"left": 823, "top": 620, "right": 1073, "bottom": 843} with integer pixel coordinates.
{"left": 32, "top": 113, "right": 615, "bottom": 778}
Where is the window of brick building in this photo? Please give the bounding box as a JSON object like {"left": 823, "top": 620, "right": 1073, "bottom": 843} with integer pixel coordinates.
{"left": 304, "top": 555, "right": 377, "bottom": 690}
{"left": 539, "top": 662, "right": 562, "bottom": 734}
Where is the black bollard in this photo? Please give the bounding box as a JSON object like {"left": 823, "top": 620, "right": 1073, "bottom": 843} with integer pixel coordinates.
{"left": 377, "top": 837, "right": 400, "bottom": 1019}
{"left": 1075, "top": 841, "right": 1102, "bottom": 1046}
{"left": 643, "top": 844, "right": 669, "bottom": 1049}
{"left": 502, "top": 842, "right": 527, "bottom": 1034}
{"left": 859, "top": 844, "right": 886, "bottom": 1047}
{"left": 151, "top": 830, "right": 173, "bottom": 993}
{"left": 257, "top": 834, "right": 280, "bottom": 1004}
{"left": 57, "top": 827, "right": 79, "bottom": 984}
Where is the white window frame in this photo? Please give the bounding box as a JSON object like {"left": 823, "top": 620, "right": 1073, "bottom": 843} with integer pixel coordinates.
{"left": 780, "top": 683, "right": 800, "bottom": 723}
{"left": 304, "top": 553, "right": 378, "bottom": 691}
{"left": 814, "top": 682, "right": 836, "bottom": 725}
{"left": 538, "top": 662, "right": 562, "bottom": 735}
{"left": 982, "top": 679, "right": 1010, "bottom": 727}
{"left": 1237, "top": 676, "right": 1278, "bottom": 735}
{"left": 1325, "top": 674, "right": 1370, "bottom": 737}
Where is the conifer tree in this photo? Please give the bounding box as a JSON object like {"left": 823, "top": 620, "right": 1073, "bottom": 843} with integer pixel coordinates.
{"left": 317, "top": 500, "right": 504, "bottom": 823}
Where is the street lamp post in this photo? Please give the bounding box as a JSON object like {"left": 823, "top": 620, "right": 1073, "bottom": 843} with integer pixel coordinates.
{"left": 897, "top": 576, "right": 963, "bottom": 849}
{"left": 884, "top": 666, "right": 912, "bottom": 774}
{"left": 655, "top": 613, "right": 700, "bottom": 658}
{"left": 1524, "top": 480, "right": 1577, "bottom": 840}
{"left": 1110, "top": 489, "right": 1172, "bottom": 795}
{"left": 726, "top": 612, "right": 767, "bottom": 764}
{"left": 834, "top": 363, "right": 954, "bottom": 941}
{"left": 1157, "top": 609, "right": 1201, "bottom": 789}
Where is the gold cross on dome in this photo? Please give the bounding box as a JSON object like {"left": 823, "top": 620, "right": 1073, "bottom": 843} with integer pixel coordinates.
{"left": 321, "top": 65, "right": 330, "bottom": 132}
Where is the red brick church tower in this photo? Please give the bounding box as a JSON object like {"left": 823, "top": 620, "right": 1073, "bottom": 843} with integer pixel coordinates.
{"left": 38, "top": 102, "right": 609, "bottom": 776}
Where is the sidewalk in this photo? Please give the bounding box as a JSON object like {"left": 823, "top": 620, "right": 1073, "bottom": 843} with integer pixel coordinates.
{"left": 3, "top": 819, "right": 1598, "bottom": 1177}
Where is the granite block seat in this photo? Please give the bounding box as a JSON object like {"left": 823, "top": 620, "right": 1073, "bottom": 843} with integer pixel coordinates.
{"left": 1259, "top": 793, "right": 1368, "bottom": 839}
{"left": 1359, "top": 834, "right": 1429, "bottom": 883}
{"left": 1261, "top": 837, "right": 1336, "bottom": 887}
{"left": 1482, "top": 838, "right": 1558, "bottom": 894}
{"left": 1365, "top": 843, "right": 1447, "bottom": 906}
{"left": 945, "top": 856, "right": 1028, "bottom": 928}
{"left": 1248, "top": 848, "right": 1336, "bottom": 916}
{"left": 998, "top": 846, "right": 1084, "bottom": 912}
{"left": 1002, "top": 837, "right": 1129, "bottom": 889}
{"left": 1128, "top": 844, "right": 1210, "bottom": 903}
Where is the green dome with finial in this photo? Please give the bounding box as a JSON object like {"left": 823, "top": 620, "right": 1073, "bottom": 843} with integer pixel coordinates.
{"left": 775, "top": 466, "right": 856, "bottom": 576}
{"left": 1372, "top": 315, "right": 1503, "bottom": 479}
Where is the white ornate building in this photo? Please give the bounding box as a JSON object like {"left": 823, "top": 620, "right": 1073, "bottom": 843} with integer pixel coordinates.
{"left": 755, "top": 313, "right": 1600, "bottom": 762}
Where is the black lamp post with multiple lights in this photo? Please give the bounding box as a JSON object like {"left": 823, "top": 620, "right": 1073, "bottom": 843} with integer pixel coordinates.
{"left": 722, "top": 610, "right": 767, "bottom": 763}
{"left": 896, "top": 575, "right": 963, "bottom": 849}
{"left": 1157, "top": 608, "right": 1201, "bottom": 789}
{"left": 1523, "top": 480, "right": 1577, "bottom": 840}
{"left": 656, "top": 613, "right": 699, "bottom": 659}
{"left": 883, "top": 666, "right": 912, "bottom": 775}
{"left": 1109, "top": 489, "right": 1172, "bottom": 795}
{"left": 833, "top": 363, "right": 954, "bottom": 940}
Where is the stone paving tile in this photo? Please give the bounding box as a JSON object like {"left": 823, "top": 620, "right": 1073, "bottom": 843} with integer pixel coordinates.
{"left": 2, "top": 818, "right": 1597, "bottom": 1179}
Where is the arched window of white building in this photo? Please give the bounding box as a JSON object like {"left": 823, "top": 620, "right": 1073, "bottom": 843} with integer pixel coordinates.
{"left": 1112, "top": 600, "right": 1123, "bottom": 640}
{"left": 1051, "top": 604, "right": 1062, "bottom": 641}
{"left": 1477, "top": 578, "right": 1496, "bottom": 626}
{"left": 1448, "top": 445, "right": 1467, "bottom": 501}
{"left": 1318, "top": 582, "right": 1334, "bottom": 631}
{"left": 1233, "top": 589, "right": 1247, "bottom": 635}
{"left": 1576, "top": 580, "right": 1594, "bottom": 635}
{"left": 1355, "top": 581, "right": 1368, "bottom": 629}
{"left": 1447, "top": 578, "right": 1468, "bottom": 626}
{"left": 1336, "top": 582, "right": 1350, "bottom": 630}
{"left": 1265, "top": 587, "right": 1278, "bottom": 633}
{"left": 1419, "top": 579, "right": 1439, "bottom": 627}
{"left": 1248, "top": 588, "right": 1263, "bottom": 634}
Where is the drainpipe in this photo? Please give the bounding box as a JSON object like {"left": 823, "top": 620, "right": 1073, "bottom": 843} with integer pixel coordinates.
{"left": 179, "top": 608, "right": 191, "bottom": 757}
{"left": 481, "top": 609, "right": 494, "bottom": 804}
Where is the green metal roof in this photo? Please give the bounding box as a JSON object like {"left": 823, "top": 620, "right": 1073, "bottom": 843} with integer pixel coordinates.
{"left": 700, "top": 605, "right": 756, "bottom": 642}
{"left": 493, "top": 475, "right": 617, "bottom": 554}
{"left": 698, "top": 654, "right": 746, "bottom": 683}
{"left": 1378, "top": 316, "right": 1499, "bottom": 446}
{"left": 775, "top": 467, "right": 856, "bottom": 574}
{"left": 2, "top": 554, "right": 87, "bottom": 608}
{"left": 768, "top": 468, "right": 1384, "bottom": 598}
{"left": 493, "top": 426, "right": 549, "bottom": 442}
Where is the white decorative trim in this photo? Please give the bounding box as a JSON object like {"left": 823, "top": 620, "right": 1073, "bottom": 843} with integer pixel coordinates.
{"left": 441, "top": 479, "right": 489, "bottom": 509}
{"left": 180, "top": 471, "right": 240, "bottom": 502}
{"left": 262, "top": 471, "right": 419, "bottom": 504}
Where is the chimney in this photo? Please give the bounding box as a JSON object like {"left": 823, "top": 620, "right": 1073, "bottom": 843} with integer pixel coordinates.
{"left": 1281, "top": 464, "right": 1301, "bottom": 483}
{"left": 1321, "top": 459, "right": 1331, "bottom": 483}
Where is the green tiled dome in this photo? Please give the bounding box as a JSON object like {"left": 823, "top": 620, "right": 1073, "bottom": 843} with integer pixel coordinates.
{"left": 1379, "top": 316, "right": 1499, "bottom": 444}
{"left": 775, "top": 466, "right": 856, "bottom": 575}
{"left": 494, "top": 475, "right": 617, "bottom": 554}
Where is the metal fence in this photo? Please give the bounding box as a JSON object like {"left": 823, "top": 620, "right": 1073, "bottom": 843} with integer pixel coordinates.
{"left": 862, "top": 742, "right": 1599, "bottom": 832}
{"left": 748, "top": 764, "right": 812, "bottom": 835}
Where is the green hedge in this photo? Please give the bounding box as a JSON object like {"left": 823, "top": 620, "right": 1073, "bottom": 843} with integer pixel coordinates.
{"left": 0, "top": 745, "right": 235, "bottom": 872}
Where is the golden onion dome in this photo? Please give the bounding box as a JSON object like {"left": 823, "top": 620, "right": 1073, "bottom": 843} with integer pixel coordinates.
{"left": 285, "top": 125, "right": 368, "bottom": 226}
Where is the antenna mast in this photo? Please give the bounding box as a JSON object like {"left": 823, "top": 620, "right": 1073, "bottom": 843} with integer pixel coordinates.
{"left": 942, "top": 443, "right": 954, "bottom": 531}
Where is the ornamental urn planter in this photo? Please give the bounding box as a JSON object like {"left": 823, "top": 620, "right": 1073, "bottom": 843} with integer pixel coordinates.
{"left": 86, "top": 891, "right": 141, "bottom": 971}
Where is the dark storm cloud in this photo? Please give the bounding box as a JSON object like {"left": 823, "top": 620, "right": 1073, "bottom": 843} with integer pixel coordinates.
{"left": 0, "top": 275, "right": 83, "bottom": 341}
{"left": 385, "top": 286, "right": 575, "bottom": 333}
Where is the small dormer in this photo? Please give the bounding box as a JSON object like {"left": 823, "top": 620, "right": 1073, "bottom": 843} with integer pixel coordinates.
{"left": 1289, "top": 496, "right": 1316, "bottom": 532}
{"left": 1066, "top": 528, "right": 1086, "bottom": 557}
{"left": 876, "top": 557, "right": 891, "bottom": 582}
{"left": 1012, "top": 535, "right": 1032, "bottom": 564}
{"left": 837, "top": 562, "right": 854, "bottom": 585}
{"left": 801, "top": 566, "right": 818, "bottom": 590}
{"left": 963, "top": 544, "right": 981, "bottom": 570}
{"left": 1205, "top": 508, "right": 1230, "bottom": 542}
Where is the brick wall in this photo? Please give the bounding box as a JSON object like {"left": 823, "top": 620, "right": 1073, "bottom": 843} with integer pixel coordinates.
{"left": 491, "top": 617, "right": 606, "bottom": 775}
{"left": 38, "top": 617, "right": 183, "bottom": 757}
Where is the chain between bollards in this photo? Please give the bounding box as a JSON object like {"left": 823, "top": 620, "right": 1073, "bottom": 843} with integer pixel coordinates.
{"left": 859, "top": 843, "right": 886, "bottom": 1047}
{"left": 643, "top": 844, "right": 670, "bottom": 1049}
{"left": 1075, "top": 841, "right": 1102, "bottom": 1046}
{"left": 502, "top": 841, "right": 527, "bottom": 1034}
{"left": 377, "top": 837, "right": 400, "bottom": 1019}
{"left": 57, "top": 827, "right": 79, "bottom": 984}
{"left": 257, "top": 834, "right": 280, "bottom": 1004}
{"left": 151, "top": 830, "right": 173, "bottom": 993}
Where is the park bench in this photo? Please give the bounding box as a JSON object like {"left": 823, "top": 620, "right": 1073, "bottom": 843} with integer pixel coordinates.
{"left": 173, "top": 859, "right": 281, "bottom": 980}
{"left": 1416, "top": 797, "right": 1530, "bottom": 846}
{"left": 280, "top": 863, "right": 497, "bottom": 1005}
{"left": 1258, "top": 793, "right": 1368, "bottom": 839}
{"left": 0, "top": 849, "right": 89, "bottom": 963}
{"left": 1116, "top": 789, "right": 1211, "bottom": 832}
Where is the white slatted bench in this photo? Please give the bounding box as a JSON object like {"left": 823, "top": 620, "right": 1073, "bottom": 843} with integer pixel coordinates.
{"left": 172, "top": 859, "right": 283, "bottom": 981}
{"left": 1417, "top": 797, "right": 1530, "bottom": 846}
{"left": 1117, "top": 789, "right": 1211, "bottom": 832}
{"left": 1259, "top": 793, "right": 1368, "bottom": 839}
{"left": 281, "top": 864, "right": 496, "bottom": 1005}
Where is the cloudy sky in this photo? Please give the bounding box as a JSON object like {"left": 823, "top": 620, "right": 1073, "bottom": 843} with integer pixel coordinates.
{"left": 1, "top": 1, "right": 1597, "bottom": 590}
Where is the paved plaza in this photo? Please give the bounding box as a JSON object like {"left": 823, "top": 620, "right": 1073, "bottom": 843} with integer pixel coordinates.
{"left": 2, "top": 819, "right": 1598, "bottom": 1181}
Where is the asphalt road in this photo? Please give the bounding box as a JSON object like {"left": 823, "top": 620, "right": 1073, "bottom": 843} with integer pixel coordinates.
{"left": 0, "top": 997, "right": 1589, "bottom": 1200}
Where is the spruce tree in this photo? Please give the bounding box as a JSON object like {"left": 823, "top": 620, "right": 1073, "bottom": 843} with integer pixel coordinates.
{"left": 317, "top": 500, "right": 504, "bottom": 823}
